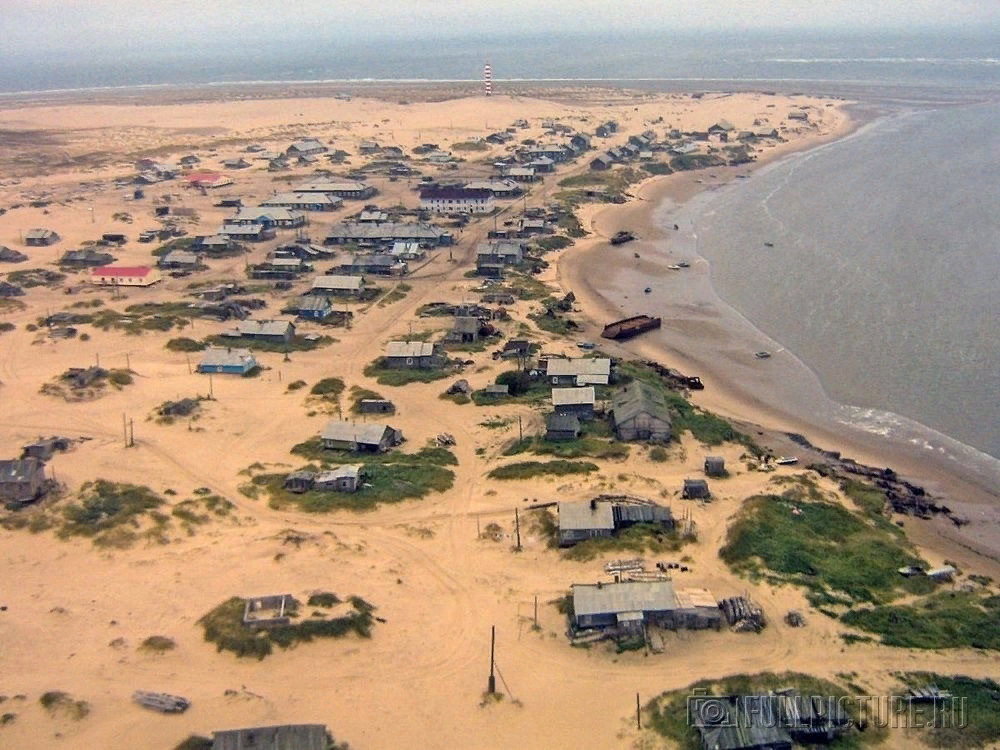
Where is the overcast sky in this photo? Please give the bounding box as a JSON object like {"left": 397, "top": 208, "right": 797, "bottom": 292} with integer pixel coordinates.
{"left": 5, "top": 0, "right": 998, "bottom": 57}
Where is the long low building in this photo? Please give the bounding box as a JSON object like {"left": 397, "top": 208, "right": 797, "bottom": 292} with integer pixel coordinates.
{"left": 419, "top": 187, "right": 496, "bottom": 214}
{"left": 260, "top": 192, "right": 343, "bottom": 211}
{"left": 310, "top": 275, "right": 365, "bottom": 296}
{"left": 292, "top": 180, "right": 376, "bottom": 199}
{"left": 320, "top": 420, "right": 402, "bottom": 452}
{"left": 572, "top": 580, "right": 722, "bottom": 633}
{"left": 90, "top": 265, "right": 162, "bottom": 287}
{"left": 324, "top": 222, "right": 453, "bottom": 246}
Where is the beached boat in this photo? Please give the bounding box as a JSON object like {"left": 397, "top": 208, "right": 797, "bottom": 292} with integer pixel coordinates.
{"left": 667, "top": 264, "right": 682, "bottom": 270}
{"left": 601, "top": 315, "right": 662, "bottom": 340}
{"left": 775, "top": 457, "right": 799, "bottom": 466}
{"left": 764, "top": 241, "right": 774, "bottom": 248}
{"left": 754, "top": 351, "right": 772, "bottom": 359}
{"left": 677, "top": 260, "right": 690, "bottom": 268}
{"left": 132, "top": 691, "right": 190, "bottom": 713}
{"left": 610, "top": 231, "right": 636, "bottom": 245}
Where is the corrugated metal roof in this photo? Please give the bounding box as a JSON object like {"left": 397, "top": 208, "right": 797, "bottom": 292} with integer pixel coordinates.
{"left": 261, "top": 192, "right": 342, "bottom": 206}
{"left": 231, "top": 320, "right": 293, "bottom": 337}
{"left": 211, "top": 724, "right": 329, "bottom": 750}
{"left": 315, "top": 465, "right": 362, "bottom": 483}
{"left": 295, "top": 180, "right": 372, "bottom": 193}
{"left": 320, "top": 420, "right": 391, "bottom": 446}
{"left": 546, "top": 358, "right": 611, "bottom": 378}
{"left": 552, "top": 387, "right": 595, "bottom": 406}
{"left": 559, "top": 501, "right": 614, "bottom": 532}
{"left": 0, "top": 459, "right": 43, "bottom": 482}
{"left": 91, "top": 266, "right": 154, "bottom": 277}
{"left": 675, "top": 587, "right": 717, "bottom": 610}
{"left": 385, "top": 341, "right": 435, "bottom": 358}
{"left": 199, "top": 347, "right": 257, "bottom": 368}
{"left": 573, "top": 581, "right": 679, "bottom": 618}
{"left": 312, "top": 275, "right": 363, "bottom": 291}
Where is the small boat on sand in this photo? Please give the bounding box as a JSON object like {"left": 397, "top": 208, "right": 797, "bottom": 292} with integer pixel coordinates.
{"left": 132, "top": 691, "right": 190, "bottom": 714}
{"left": 667, "top": 264, "right": 682, "bottom": 271}
{"left": 754, "top": 351, "right": 772, "bottom": 359}
{"left": 677, "top": 260, "right": 690, "bottom": 268}
{"left": 764, "top": 241, "right": 774, "bottom": 248}
{"left": 775, "top": 457, "right": 799, "bottom": 466}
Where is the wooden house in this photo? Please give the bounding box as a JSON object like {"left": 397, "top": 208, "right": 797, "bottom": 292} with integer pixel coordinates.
{"left": 545, "top": 357, "right": 611, "bottom": 386}
{"left": 286, "top": 295, "right": 333, "bottom": 320}
{"left": 383, "top": 341, "right": 443, "bottom": 369}
{"left": 310, "top": 275, "right": 365, "bottom": 297}
{"left": 704, "top": 456, "right": 726, "bottom": 477}
{"left": 210, "top": 724, "right": 331, "bottom": 750}
{"left": 90, "top": 265, "right": 162, "bottom": 287}
{"left": 0, "top": 458, "right": 46, "bottom": 506}
{"left": 24, "top": 229, "right": 60, "bottom": 246}
{"left": 197, "top": 347, "right": 258, "bottom": 375}
{"left": 611, "top": 381, "right": 672, "bottom": 443}
{"left": 546, "top": 413, "right": 581, "bottom": 441}
{"left": 683, "top": 479, "right": 710, "bottom": 499}
{"left": 222, "top": 319, "right": 295, "bottom": 343}
{"left": 314, "top": 465, "right": 363, "bottom": 492}
{"left": 320, "top": 420, "right": 402, "bottom": 452}
{"left": 551, "top": 387, "right": 595, "bottom": 420}
{"left": 358, "top": 399, "right": 395, "bottom": 414}
{"left": 419, "top": 187, "right": 495, "bottom": 214}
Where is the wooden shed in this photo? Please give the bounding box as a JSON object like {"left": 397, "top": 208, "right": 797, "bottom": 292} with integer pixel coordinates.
{"left": 682, "top": 479, "right": 710, "bottom": 499}
{"left": 704, "top": 456, "right": 726, "bottom": 477}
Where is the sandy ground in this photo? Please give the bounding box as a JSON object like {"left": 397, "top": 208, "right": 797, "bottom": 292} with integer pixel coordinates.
{"left": 0, "top": 89, "right": 998, "bottom": 750}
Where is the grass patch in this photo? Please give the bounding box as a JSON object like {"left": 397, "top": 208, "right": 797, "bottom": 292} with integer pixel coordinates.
{"left": 251, "top": 443, "right": 457, "bottom": 512}
{"left": 535, "top": 235, "right": 573, "bottom": 251}
{"left": 139, "top": 635, "right": 177, "bottom": 653}
{"left": 307, "top": 592, "right": 341, "bottom": 608}
{"left": 378, "top": 282, "right": 412, "bottom": 307}
{"left": 840, "top": 592, "right": 1000, "bottom": 650}
{"left": 498, "top": 272, "right": 554, "bottom": 301}
{"left": 452, "top": 140, "right": 490, "bottom": 151}
{"left": 39, "top": 691, "right": 90, "bottom": 721}
{"left": 649, "top": 446, "right": 669, "bottom": 462}
{"left": 643, "top": 672, "right": 884, "bottom": 750}
{"left": 669, "top": 153, "right": 727, "bottom": 171}
{"left": 59, "top": 480, "right": 164, "bottom": 546}
{"left": 720, "top": 494, "right": 928, "bottom": 606}
{"left": 198, "top": 594, "right": 376, "bottom": 660}
{"left": 565, "top": 523, "right": 693, "bottom": 562}
{"left": 641, "top": 161, "right": 674, "bottom": 176}
{"left": 528, "top": 310, "right": 579, "bottom": 336}
{"left": 504, "top": 435, "right": 629, "bottom": 460}
{"left": 310, "top": 377, "right": 345, "bottom": 398}
{"left": 286, "top": 379, "right": 307, "bottom": 392}
{"left": 364, "top": 359, "right": 451, "bottom": 386}
{"left": 165, "top": 337, "right": 206, "bottom": 352}
{"left": 487, "top": 459, "right": 599, "bottom": 480}
{"left": 206, "top": 334, "right": 334, "bottom": 353}
{"left": 895, "top": 673, "right": 1000, "bottom": 748}
{"left": 172, "top": 737, "right": 213, "bottom": 750}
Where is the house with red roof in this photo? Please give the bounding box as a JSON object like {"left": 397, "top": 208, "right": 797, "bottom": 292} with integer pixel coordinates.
{"left": 90, "top": 265, "right": 162, "bottom": 287}
{"left": 185, "top": 172, "right": 234, "bottom": 189}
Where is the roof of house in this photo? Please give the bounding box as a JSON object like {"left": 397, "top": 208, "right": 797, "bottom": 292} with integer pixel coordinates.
{"left": 611, "top": 380, "right": 672, "bottom": 424}
{"left": 311, "top": 275, "right": 364, "bottom": 291}
{"left": 484, "top": 383, "right": 509, "bottom": 395}
{"left": 559, "top": 500, "right": 614, "bottom": 532}
{"left": 546, "top": 412, "right": 580, "bottom": 433}
{"left": 552, "top": 386, "right": 595, "bottom": 406}
{"left": 476, "top": 241, "right": 522, "bottom": 257}
{"left": 288, "top": 138, "right": 326, "bottom": 151}
{"left": 228, "top": 319, "right": 294, "bottom": 337}
{"left": 315, "top": 465, "right": 362, "bottom": 483}
{"left": 546, "top": 358, "right": 611, "bottom": 378}
{"left": 161, "top": 250, "right": 199, "bottom": 265}
{"left": 320, "top": 420, "right": 392, "bottom": 446}
{"left": 211, "top": 724, "right": 330, "bottom": 750}
{"left": 235, "top": 207, "right": 303, "bottom": 223}
{"left": 291, "top": 296, "right": 332, "bottom": 312}
{"left": 385, "top": 341, "right": 435, "bottom": 358}
{"left": 261, "top": 192, "right": 343, "bottom": 206}
{"left": 295, "top": 180, "right": 372, "bottom": 193}
{"left": 91, "top": 265, "right": 155, "bottom": 277}
{"left": 453, "top": 316, "right": 480, "bottom": 334}
{"left": 221, "top": 224, "right": 271, "bottom": 236}
{"left": 0, "top": 458, "right": 43, "bottom": 482}
{"left": 325, "top": 222, "right": 449, "bottom": 241}
{"left": 25, "top": 228, "right": 57, "bottom": 239}
{"left": 420, "top": 187, "right": 494, "bottom": 201}
{"left": 573, "top": 580, "right": 679, "bottom": 618}
{"left": 464, "top": 179, "right": 519, "bottom": 193}
{"left": 199, "top": 347, "right": 257, "bottom": 368}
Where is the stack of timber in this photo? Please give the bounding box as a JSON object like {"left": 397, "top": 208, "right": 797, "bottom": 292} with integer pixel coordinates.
{"left": 132, "top": 691, "right": 190, "bottom": 713}
{"left": 605, "top": 558, "right": 645, "bottom": 576}
{"left": 719, "top": 596, "right": 765, "bottom": 632}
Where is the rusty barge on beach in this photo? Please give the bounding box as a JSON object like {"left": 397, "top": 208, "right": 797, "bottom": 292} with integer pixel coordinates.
{"left": 601, "top": 315, "right": 662, "bottom": 341}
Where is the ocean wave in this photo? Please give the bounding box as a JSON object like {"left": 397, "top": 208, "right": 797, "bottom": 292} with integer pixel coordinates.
{"left": 766, "top": 57, "right": 1000, "bottom": 65}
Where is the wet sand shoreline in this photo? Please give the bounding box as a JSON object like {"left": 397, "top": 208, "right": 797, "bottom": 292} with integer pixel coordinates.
{"left": 555, "top": 105, "right": 1000, "bottom": 564}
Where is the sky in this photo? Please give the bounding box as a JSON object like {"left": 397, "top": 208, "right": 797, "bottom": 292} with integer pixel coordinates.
{"left": 4, "top": 0, "right": 999, "bottom": 58}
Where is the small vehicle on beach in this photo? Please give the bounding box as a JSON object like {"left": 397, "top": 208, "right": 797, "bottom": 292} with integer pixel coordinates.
{"left": 764, "top": 241, "right": 774, "bottom": 248}
{"left": 754, "top": 351, "right": 772, "bottom": 359}
{"left": 576, "top": 341, "right": 596, "bottom": 350}
{"left": 644, "top": 287, "right": 652, "bottom": 294}
{"left": 633, "top": 252, "right": 640, "bottom": 259}
{"left": 610, "top": 231, "right": 636, "bottom": 245}
{"left": 677, "top": 260, "right": 690, "bottom": 268}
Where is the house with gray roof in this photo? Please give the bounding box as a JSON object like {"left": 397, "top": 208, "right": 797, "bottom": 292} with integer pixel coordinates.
{"left": 294, "top": 180, "right": 376, "bottom": 199}
{"left": 210, "top": 724, "right": 331, "bottom": 750}
{"left": 231, "top": 207, "right": 305, "bottom": 228}
{"left": 0, "top": 458, "right": 47, "bottom": 506}
{"left": 572, "top": 580, "right": 680, "bottom": 630}
{"left": 552, "top": 386, "right": 595, "bottom": 420}
{"left": 611, "top": 381, "right": 672, "bottom": 442}
{"left": 197, "top": 347, "right": 258, "bottom": 375}
{"left": 558, "top": 500, "right": 615, "bottom": 545}
{"left": 24, "top": 229, "right": 60, "bottom": 246}
{"left": 314, "top": 465, "right": 364, "bottom": 492}
{"left": 158, "top": 250, "right": 201, "bottom": 268}
{"left": 221, "top": 319, "right": 295, "bottom": 343}
{"left": 384, "top": 341, "right": 444, "bottom": 369}
{"left": 324, "top": 222, "right": 452, "bottom": 247}
{"left": 546, "top": 357, "right": 611, "bottom": 386}
{"left": 310, "top": 275, "right": 365, "bottom": 297}
{"left": 546, "top": 413, "right": 581, "bottom": 441}
{"left": 260, "top": 192, "right": 343, "bottom": 212}
{"left": 286, "top": 138, "right": 328, "bottom": 156}
{"left": 320, "top": 420, "right": 402, "bottom": 452}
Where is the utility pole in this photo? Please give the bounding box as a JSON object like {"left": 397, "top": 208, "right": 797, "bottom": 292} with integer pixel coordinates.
{"left": 514, "top": 508, "right": 521, "bottom": 551}
{"left": 636, "top": 693, "right": 642, "bottom": 730}
{"left": 534, "top": 595, "right": 538, "bottom": 628}
{"left": 122, "top": 413, "right": 128, "bottom": 448}
{"left": 125, "top": 352, "right": 130, "bottom": 371}
{"left": 518, "top": 415, "right": 523, "bottom": 443}
{"left": 128, "top": 419, "right": 134, "bottom": 448}
{"left": 209, "top": 373, "right": 214, "bottom": 399}
{"left": 487, "top": 626, "right": 496, "bottom": 694}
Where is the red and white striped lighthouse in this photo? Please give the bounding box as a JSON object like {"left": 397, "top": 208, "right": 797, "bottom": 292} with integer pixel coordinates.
{"left": 484, "top": 62, "right": 493, "bottom": 97}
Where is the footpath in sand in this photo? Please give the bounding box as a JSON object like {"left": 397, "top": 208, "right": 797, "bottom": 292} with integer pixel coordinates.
{"left": 0, "top": 88, "right": 997, "bottom": 750}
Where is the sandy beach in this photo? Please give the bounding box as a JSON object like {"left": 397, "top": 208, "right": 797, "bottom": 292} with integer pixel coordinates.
{"left": 0, "top": 86, "right": 997, "bottom": 750}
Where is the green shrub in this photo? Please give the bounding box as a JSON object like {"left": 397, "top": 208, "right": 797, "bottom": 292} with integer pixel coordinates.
{"left": 166, "top": 337, "right": 206, "bottom": 352}
{"left": 310, "top": 377, "right": 345, "bottom": 397}
{"left": 487, "top": 460, "right": 599, "bottom": 480}
{"left": 139, "top": 635, "right": 177, "bottom": 653}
